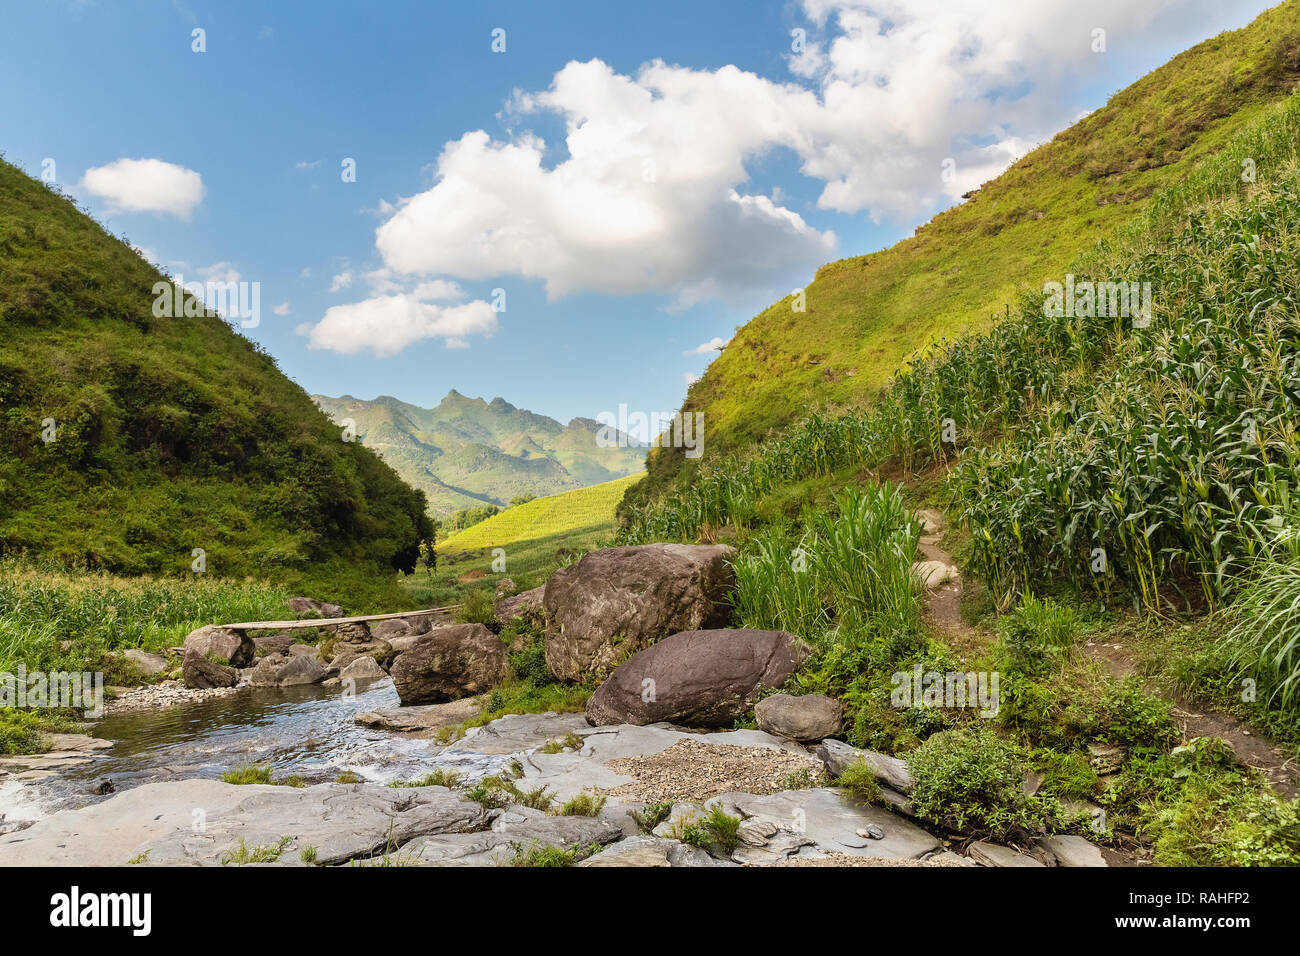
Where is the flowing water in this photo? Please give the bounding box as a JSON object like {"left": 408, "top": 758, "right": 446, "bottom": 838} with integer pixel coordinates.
{"left": 1, "top": 678, "right": 442, "bottom": 824}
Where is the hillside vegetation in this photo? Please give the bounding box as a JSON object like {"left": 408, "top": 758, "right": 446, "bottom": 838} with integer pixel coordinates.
{"left": 314, "top": 391, "right": 644, "bottom": 518}
{"left": 627, "top": 2, "right": 1300, "bottom": 510}
{"left": 0, "top": 158, "right": 432, "bottom": 606}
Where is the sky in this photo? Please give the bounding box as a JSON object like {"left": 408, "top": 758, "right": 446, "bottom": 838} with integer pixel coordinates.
{"left": 0, "top": 0, "right": 1276, "bottom": 435}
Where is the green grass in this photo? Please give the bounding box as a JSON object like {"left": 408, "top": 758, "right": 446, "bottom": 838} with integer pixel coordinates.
{"left": 439, "top": 474, "right": 640, "bottom": 553}
{"left": 0, "top": 155, "right": 432, "bottom": 601}
{"left": 221, "top": 764, "right": 273, "bottom": 785}
{"left": 626, "top": 4, "right": 1300, "bottom": 506}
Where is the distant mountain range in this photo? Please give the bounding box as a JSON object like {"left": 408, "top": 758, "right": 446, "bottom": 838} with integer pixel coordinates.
{"left": 312, "top": 391, "right": 646, "bottom": 517}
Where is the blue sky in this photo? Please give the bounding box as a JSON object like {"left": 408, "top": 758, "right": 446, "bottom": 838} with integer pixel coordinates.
{"left": 0, "top": 0, "right": 1273, "bottom": 431}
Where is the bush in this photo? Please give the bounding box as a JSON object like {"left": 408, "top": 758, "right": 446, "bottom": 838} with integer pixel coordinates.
{"left": 908, "top": 725, "right": 1061, "bottom": 839}
{"left": 995, "top": 595, "right": 1079, "bottom": 677}
{"left": 455, "top": 588, "right": 497, "bottom": 628}
{"left": 836, "top": 760, "right": 881, "bottom": 802}
{"left": 1098, "top": 678, "right": 1178, "bottom": 749}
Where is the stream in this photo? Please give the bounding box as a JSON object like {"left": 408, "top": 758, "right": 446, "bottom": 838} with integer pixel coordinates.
{"left": 0, "top": 678, "right": 440, "bottom": 824}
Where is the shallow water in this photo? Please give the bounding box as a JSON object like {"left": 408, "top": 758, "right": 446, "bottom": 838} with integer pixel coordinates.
{"left": 4, "top": 678, "right": 441, "bottom": 822}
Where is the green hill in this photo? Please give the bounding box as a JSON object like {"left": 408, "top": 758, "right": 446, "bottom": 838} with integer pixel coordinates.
{"left": 439, "top": 473, "right": 640, "bottom": 553}
{"left": 628, "top": 2, "right": 1300, "bottom": 510}
{"left": 313, "top": 391, "right": 645, "bottom": 517}
{"left": 0, "top": 158, "right": 432, "bottom": 606}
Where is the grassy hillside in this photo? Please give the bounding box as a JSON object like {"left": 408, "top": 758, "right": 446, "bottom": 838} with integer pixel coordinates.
{"left": 0, "top": 158, "right": 432, "bottom": 606}
{"left": 439, "top": 473, "right": 640, "bottom": 553}
{"left": 313, "top": 391, "right": 644, "bottom": 517}
{"left": 628, "top": 2, "right": 1300, "bottom": 509}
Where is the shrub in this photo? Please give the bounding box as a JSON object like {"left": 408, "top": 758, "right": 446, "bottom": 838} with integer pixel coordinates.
{"left": 222, "top": 764, "right": 273, "bottom": 785}
{"left": 836, "top": 760, "right": 881, "bottom": 802}
{"left": 908, "top": 726, "right": 1061, "bottom": 839}
{"left": 558, "top": 791, "right": 607, "bottom": 817}
{"left": 1098, "top": 678, "right": 1178, "bottom": 749}
{"left": 455, "top": 588, "right": 497, "bottom": 628}
{"left": 995, "top": 595, "right": 1080, "bottom": 677}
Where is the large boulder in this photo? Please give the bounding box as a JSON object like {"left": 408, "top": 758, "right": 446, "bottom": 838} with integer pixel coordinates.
{"left": 119, "top": 648, "right": 168, "bottom": 677}
{"left": 495, "top": 586, "right": 544, "bottom": 627}
{"left": 287, "top": 596, "right": 344, "bottom": 618}
{"left": 246, "top": 653, "right": 326, "bottom": 687}
{"left": 755, "top": 693, "right": 843, "bottom": 742}
{"left": 544, "top": 544, "right": 736, "bottom": 682}
{"left": 339, "top": 656, "right": 388, "bottom": 683}
{"left": 371, "top": 619, "right": 411, "bottom": 642}
{"left": 182, "top": 625, "right": 254, "bottom": 668}
{"left": 584, "top": 629, "right": 810, "bottom": 728}
{"left": 389, "top": 623, "right": 507, "bottom": 705}
{"left": 182, "top": 652, "right": 237, "bottom": 689}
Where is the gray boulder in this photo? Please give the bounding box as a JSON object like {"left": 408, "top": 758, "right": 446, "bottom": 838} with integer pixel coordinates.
{"left": 120, "top": 648, "right": 168, "bottom": 677}
{"left": 755, "top": 693, "right": 842, "bottom": 742}
{"left": 252, "top": 632, "right": 296, "bottom": 656}
{"left": 339, "top": 656, "right": 388, "bottom": 683}
{"left": 287, "top": 596, "right": 344, "bottom": 618}
{"left": 584, "top": 628, "right": 810, "bottom": 727}
{"left": 389, "top": 623, "right": 507, "bottom": 705}
{"left": 371, "top": 619, "right": 412, "bottom": 642}
{"left": 182, "top": 652, "right": 237, "bottom": 689}
{"left": 544, "top": 544, "right": 736, "bottom": 682}
{"left": 495, "top": 586, "right": 544, "bottom": 626}
{"left": 814, "top": 739, "right": 914, "bottom": 793}
{"left": 182, "top": 625, "right": 254, "bottom": 668}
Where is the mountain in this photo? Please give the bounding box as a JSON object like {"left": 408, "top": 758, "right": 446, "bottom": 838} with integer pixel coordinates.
{"left": 0, "top": 158, "right": 432, "bottom": 606}
{"left": 312, "top": 391, "right": 645, "bottom": 518}
{"left": 628, "top": 2, "right": 1300, "bottom": 510}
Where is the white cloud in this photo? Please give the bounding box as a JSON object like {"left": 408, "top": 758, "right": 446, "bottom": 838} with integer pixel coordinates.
{"left": 80, "top": 158, "right": 204, "bottom": 219}
{"left": 298, "top": 295, "right": 498, "bottom": 357}
{"left": 273, "top": 302, "right": 290, "bottom": 316}
{"left": 329, "top": 270, "right": 353, "bottom": 292}
{"left": 366, "top": 0, "right": 1237, "bottom": 305}
{"left": 412, "top": 279, "right": 466, "bottom": 301}
{"left": 684, "top": 372, "right": 699, "bottom": 385}
{"left": 197, "top": 262, "right": 240, "bottom": 283}
{"left": 686, "top": 336, "right": 730, "bottom": 355}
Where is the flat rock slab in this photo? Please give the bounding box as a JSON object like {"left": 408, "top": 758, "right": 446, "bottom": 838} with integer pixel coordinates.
{"left": 713, "top": 788, "right": 941, "bottom": 863}
{"left": 354, "top": 697, "right": 482, "bottom": 733}
{"left": 968, "top": 840, "right": 1046, "bottom": 867}
{"left": 1040, "top": 834, "right": 1108, "bottom": 867}
{"left": 578, "top": 834, "right": 734, "bottom": 867}
{"left": 449, "top": 712, "right": 593, "bottom": 755}
{"left": 388, "top": 808, "right": 622, "bottom": 866}
{"left": 0, "top": 734, "right": 113, "bottom": 775}
{"left": 0, "top": 780, "right": 486, "bottom": 867}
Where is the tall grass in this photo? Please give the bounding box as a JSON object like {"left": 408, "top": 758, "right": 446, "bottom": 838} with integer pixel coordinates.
{"left": 1221, "top": 523, "right": 1300, "bottom": 708}
{"left": 0, "top": 556, "right": 291, "bottom": 672}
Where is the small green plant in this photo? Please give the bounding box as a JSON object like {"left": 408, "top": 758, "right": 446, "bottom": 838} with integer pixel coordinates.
{"left": 836, "top": 760, "right": 881, "bottom": 802}
{"left": 464, "top": 776, "right": 514, "bottom": 809}
{"left": 455, "top": 588, "right": 497, "bottom": 627}
{"left": 506, "top": 841, "right": 600, "bottom": 867}
{"left": 700, "top": 804, "right": 742, "bottom": 855}
{"left": 126, "top": 850, "right": 150, "bottom": 865}
{"left": 389, "top": 768, "right": 461, "bottom": 789}
{"left": 278, "top": 774, "right": 306, "bottom": 788}
{"left": 336, "top": 770, "right": 363, "bottom": 784}
{"left": 299, "top": 845, "right": 318, "bottom": 864}
{"left": 783, "top": 768, "right": 817, "bottom": 790}
{"left": 222, "top": 764, "right": 273, "bottom": 785}
{"left": 630, "top": 801, "right": 673, "bottom": 834}
{"left": 558, "top": 791, "right": 607, "bottom": 817}
{"left": 221, "top": 836, "right": 291, "bottom": 866}
{"left": 995, "top": 595, "right": 1079, "bottom": 677}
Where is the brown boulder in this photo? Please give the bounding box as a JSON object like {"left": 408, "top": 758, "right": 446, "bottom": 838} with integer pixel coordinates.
{"left": 495, "top": 585, "right": 544, "bottom": 626}
{"left": 287, "top": 596, "right": 345, "bottom": 618}
{"left": 584, "top": 628, "right": 810, "bottom": 728}
{"left": 389, "top": 623, "right": 507, "bottom": 705}
{"left": 182, "top": 652, "right": 238, "bottom": 689}
{"left": 182, "top": 625, "right": 254, "bottom": 668}
{"left": 543, "top": 544, "right": 735, "bottom": 682}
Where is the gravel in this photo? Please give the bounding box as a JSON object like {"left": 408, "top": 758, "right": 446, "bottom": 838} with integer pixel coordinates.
{"left": 605, "top": 739, "right": 825, "bottom": 802}
{"left": 104, "top": 680, "right": 246, "bottom": 714}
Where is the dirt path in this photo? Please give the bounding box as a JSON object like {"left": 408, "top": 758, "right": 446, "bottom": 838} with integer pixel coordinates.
{"left": 916, "top": 506, "right": 1299, "bottom": 798}
{"left": 1084, "top": 638, "right": 1300, "bottom": 798}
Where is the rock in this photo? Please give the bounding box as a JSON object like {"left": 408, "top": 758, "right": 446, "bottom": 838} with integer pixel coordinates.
{"left": 390, "top": 810, "right": 622, "bottom": 866}
{"left": 584, "top": 628, "right": 810, "bottom": 727}
{"left": 354, "top": 698, "right": 483, "bottom": 733}
{"left": 543, "top": 544, "right": 736, "bottom": 682}
{"left": 913, "top": 560, "right": 959, "bottom": 588}
{"left": 577, "top": 834, "right": 733, "bottom": 867}
{"left": 287, "top": 596, "right": 345, "bottom": 618}
{"left": 326, "top": 639, "right": 393, "bottom": 671}
{"left": 182, "top": 652, "right": 237, "bottom": 689}
{"left": 711, "top": 789, "right": 941, "bottom": 864}
{"left": 495, "top": 586, "right": 544, "bottom": 626}
{"left": 252, "top": 632, "right": 296, "bottom": 656}
{"left": 389, "top": 623, "right": 507, "bottom": 705}
{"left": 371, "top": 619, "right": 411, "bottom": 642}
{"left": 120, "top": 648, "right": 168, "bottom": 677}
{"left": 451, "top": 712, "right": 591, "bottom": 755}
{"left": 967, "top": 841, "right": 1046, "bottom": 867}
{"left": 329, "top": 621, "right": 372, "bottom": 643}
{"left": 814, "top": 739, "right": 914, "bottom": 793}
{"left": 755, "top": 693, "right": 842, "bottom": 742}
{"left": 495, "top": 577, "right": 516, "bottom": 598}
{"left": 287, "top": 643, "right": 321, "bottom": 659}
{"left": 182, "top": 625, "right": 254, "bottom": 668}
{"left": 90, "top": 777, "right": 115, "bottom": 796}
{"left": 1088, "top": 743, "right": 1125, "bottom": 774}
{"left": 1040, "top": 834, "right": 1108, "bottom": 867}
{"left": 339, "top": 656, "right": 387, "bottom": 683}
{"left": 275, "top": 655, "right": 326, "bottom": 686}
